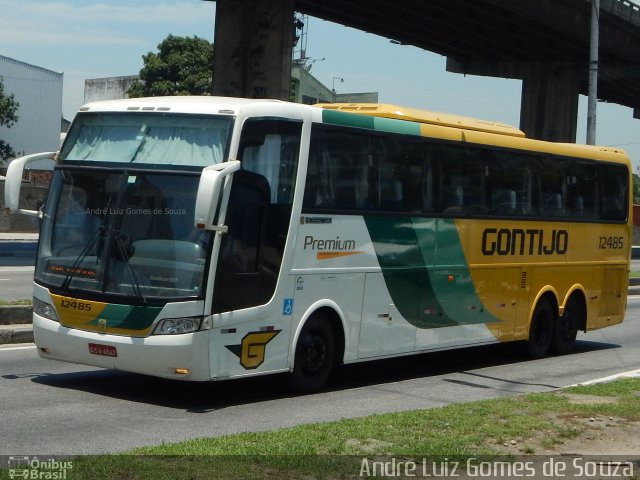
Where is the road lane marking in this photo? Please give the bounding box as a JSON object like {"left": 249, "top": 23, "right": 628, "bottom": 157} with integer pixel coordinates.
{"left": 0, "top": 344, "right": 36, "bottom": 352}
{"left": 570, "top": 369, "right": 640, "bottom": 387}
{"left": 0, "top": 266, "right": 35, "bottom": 272}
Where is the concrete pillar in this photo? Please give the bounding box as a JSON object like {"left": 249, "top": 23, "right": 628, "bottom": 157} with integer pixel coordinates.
{"left": 213, "top": 0, "right": 294, "bottom": 100}
{"left": 519, "top": 64, "right": 580, "bottom": 143}
{"left": 447, "top": 58, "right": 580, "bottom": 143}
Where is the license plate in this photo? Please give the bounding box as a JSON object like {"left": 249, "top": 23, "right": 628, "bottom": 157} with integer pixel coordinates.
{"left": 88, "top": 343, "right": 118, "bottom": 357}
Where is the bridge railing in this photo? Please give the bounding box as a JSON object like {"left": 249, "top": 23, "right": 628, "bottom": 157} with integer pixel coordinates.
{"left": 601, "top": 0, "right": 640, "bottom": 24}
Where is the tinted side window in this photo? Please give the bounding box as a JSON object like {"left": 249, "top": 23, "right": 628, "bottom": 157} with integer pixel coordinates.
{"left": 239, "top": 119, "right": 301, "bottom": 205}
{"left": 375, "top": 136, "right": 430, "bottom": 212}
{"left": 438, "top": 145, "right": 487, "bottom": 214}
{"left": 486, "top": 151, "right": 535, "bottom": 216}
{"left": 538, "top": 156, "right": 570, "bottom": 218}
{"left": 304, "top": 124, "right": 629, "bottom": 223}
{"left": 304, "top": 127, "right": 372, "bottom": 210}
{"left": 568, "top": 162, "right": 599, "bottom": 219}
{"left": 599, "top": 164, "right": 628, "bottom": 221}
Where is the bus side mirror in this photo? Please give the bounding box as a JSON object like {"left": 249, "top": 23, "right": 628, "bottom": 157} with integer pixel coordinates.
{"left": 194, "top": 160, "right": 241, "bottom": 231}
{"left": 4, "top": 152, "right": 57, "bottom": 217}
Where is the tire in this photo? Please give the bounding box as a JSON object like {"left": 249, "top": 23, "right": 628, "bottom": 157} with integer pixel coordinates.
{"left": 526, "top": 297, "right": 554, "bottom": 359}
{"left": 290, "top": 316, "right": 336, "bottom": 393}
{"left": 553, "top": 296, "right": 580, "bottom": 355}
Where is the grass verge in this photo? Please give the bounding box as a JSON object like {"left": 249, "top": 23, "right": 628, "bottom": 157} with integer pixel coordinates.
{"left": 1, "top": 378, "right": 639, "bottom": 479}
{"left": 0, "top": 299, "right": 31, "bottom": 306}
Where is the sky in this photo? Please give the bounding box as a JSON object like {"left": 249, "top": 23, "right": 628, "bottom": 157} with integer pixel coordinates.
{"left": 1, "top": 0, "right": 639, "bottom": 170}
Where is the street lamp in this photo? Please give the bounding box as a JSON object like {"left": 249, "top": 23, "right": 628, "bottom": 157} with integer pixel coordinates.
{"left": 332, "top": 77, "right": 344, "bottom": 102}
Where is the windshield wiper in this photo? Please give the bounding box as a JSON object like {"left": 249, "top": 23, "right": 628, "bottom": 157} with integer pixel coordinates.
{"left": 60, "top": 225, "right": 105, "bottom": 293}
{"left": 112, "top": 230, "right": 147, "bottom": 304}
{"left": 60, "top": 194, "right": 114, "bottom": 294}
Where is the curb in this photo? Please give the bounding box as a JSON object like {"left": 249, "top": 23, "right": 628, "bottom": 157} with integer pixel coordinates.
{"left": 0, "top": 324, "right": 33, "bottom": 344}
{"left": 572, "top": 369, "right": 640, "bottom": 387}
{"left": 0, "top": 306, "right": 34, "bottom": 345}
{"left": 0, "top": 305, "right": 33, "bottom": 325}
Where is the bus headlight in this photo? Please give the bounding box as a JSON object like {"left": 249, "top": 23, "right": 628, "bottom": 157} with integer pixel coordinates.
{"left": 33, "top": 297, "right": 59, "bottom": 322}
{"left": 152, "top": 316, "right": 210, "bottom": 335}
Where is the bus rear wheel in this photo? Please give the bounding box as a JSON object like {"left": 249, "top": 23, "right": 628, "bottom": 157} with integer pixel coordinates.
{"left": 526, "top": 297, "right": 554, "bottom": 359}
{"left": 290, "top": 315, "right": 336, "bottom": 393}
{"left": 553, "top": 296, "right": 580, "bottom": 354}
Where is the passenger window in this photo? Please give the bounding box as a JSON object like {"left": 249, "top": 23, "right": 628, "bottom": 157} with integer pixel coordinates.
{"left": 538, "top": 157, "right": 569, "bottom": 218}
{"left": 375, "top": 136, "right": 427, "bottom": 212}
{"left": 599, "top": 164, "right": 628, "bottom": 221}
{"left": 486, "top": 152, "right": 534, "bottom": 216}
{"left": 239, "top": 119, "right": 301, "bottom": 205}
{"left": 438, "top": 145, "right": 486, "bottom": 214}
{"left": 304, "top": 127, "right": 372, "bottom": 210}
{"left": 568, "top": 162, "right": 599, "bottom": 219}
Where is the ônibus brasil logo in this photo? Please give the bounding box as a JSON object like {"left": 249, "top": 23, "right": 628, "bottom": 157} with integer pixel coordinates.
{"left": 8, "top": 456, "right": 73, "bottom": 479}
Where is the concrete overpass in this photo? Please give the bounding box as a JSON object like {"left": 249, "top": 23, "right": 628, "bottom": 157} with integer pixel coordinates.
{"left": 207, "top": 0, "right": 640, "bottom": 142}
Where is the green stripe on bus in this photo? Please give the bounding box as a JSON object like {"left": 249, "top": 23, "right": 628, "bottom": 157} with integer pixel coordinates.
{"left": 322, "top": 110, "right": 374, "bottom": 129}
{"left": 364, "top": 216, "right": 498, "bottom": 329}
{"left": 86, "top": 304, "right": 162, "bottom": 331}
{"left": 321, "top": 110, "right": 420, "bottom": 136}
{"left": 374, "top": 116, "right": 420, "bottom": 136}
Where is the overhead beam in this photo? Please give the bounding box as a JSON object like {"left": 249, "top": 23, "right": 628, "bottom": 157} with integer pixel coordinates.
{"left": 293, "top": 0, "right": 640, "bottom": 112}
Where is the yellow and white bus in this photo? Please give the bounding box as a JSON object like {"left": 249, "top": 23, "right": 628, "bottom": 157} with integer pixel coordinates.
{"left": 4, "top": 97, "right": 631, "bottom": 392}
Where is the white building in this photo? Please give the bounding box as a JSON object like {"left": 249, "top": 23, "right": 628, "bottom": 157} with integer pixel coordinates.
{"left": 85, "top": 72, "right": 378, "bottom": 105}
{"left": 84, "top": 76, "right": 138, "bottom": 103}
{"left": 0, "top": 54, "right": 63, "bottom": 168}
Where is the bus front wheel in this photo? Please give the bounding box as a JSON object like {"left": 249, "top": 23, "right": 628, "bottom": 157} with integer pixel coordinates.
{"left": 290, "top": 315, "right": 336, "bottom": 393}
{"left": 526, "top": 297, "right": 554, "bottom": 359}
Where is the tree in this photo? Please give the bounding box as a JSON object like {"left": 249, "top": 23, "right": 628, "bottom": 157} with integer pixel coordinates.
{"left": 0, "top": 76, "right": 20, "bottom": 166}
{"left": 128, "top": 35, "right": 214, "bottom": 97}
{"left": 633, "top": 172, "right": 640, "bottom": 205}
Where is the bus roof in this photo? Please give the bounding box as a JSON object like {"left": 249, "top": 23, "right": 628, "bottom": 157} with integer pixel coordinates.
{"left": 315, "top": 103, "right": 526, "bottom": 138}
{"left": 74, "top": 97, "right": 627, "bottom": 163}
{"left": 77, "top": 96, "right": 303, "bottom": 118}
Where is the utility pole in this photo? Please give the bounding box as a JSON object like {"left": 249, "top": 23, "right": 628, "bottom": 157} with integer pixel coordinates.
{"left": 586, "top": 0, "right": 599, "bottom": 145}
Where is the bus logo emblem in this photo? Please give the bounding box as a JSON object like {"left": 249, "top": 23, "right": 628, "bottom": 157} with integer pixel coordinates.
{"left": 225, "top": 330, "right": 281, "bottom": 369}
{"left": 98, "top": 318, "right": 107, "bottom": 332}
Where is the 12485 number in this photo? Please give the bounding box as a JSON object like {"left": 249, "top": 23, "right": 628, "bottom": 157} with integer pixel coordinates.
{"left": 60, "top": 299, "right": 92, "bottom": 311}
{"left": 598, "top": 236, "right": 624, "bottom": 249}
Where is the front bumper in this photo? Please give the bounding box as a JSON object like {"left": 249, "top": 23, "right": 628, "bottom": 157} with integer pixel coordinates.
{"left": 33, "top": 314, "right": 212, "bottom": 381}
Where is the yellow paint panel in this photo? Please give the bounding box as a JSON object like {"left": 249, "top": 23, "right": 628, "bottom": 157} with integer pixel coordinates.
{"left": 458, "top": 220, "right": 629, "bottom": 267}
{"left": 50, "top": 293, "right": 107, "bottom": 327}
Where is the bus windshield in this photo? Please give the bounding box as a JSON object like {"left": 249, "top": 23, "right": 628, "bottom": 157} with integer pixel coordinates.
{"left": 60, "top": 112, "right": 232, "bottom": 167}
{"left": 35, "top": 169, "right": 212, "bottom": 303}
{"left": 33, "top": 111, "right": 235, "bottom": 303}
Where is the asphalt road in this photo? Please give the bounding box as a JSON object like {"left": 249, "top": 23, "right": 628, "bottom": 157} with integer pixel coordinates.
{"left": 0, "top": 239, "right": 36, "bottom": 301}
{"left": 1, "top": 298, "right": 639, "bottom": 456}
{"left": 0, "top": 266, "right": 35, "bottom": 301}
